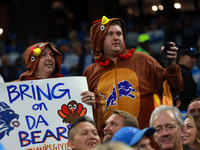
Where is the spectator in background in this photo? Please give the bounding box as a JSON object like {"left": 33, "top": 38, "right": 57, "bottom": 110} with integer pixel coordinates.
{"left": 78, "top": 21, "right": 90, "bottom": 42}
{"left": 146, "top": 19, "right": 164, "bottom": 60}
{"left": 111, "top": 126, "right": 155, "bottom": 150}
{"left": 57, "top": 39, "right": 70, "bottom": 76}
{"left": 25, "top": 34, "right": 37, "bottom": 49}
{"left": 149, "top": 105, "right": 184, "bottom": 150}
{"left": 182, "top": 113, "right": 200, "bottom": 150}
{"left": 0, "top": 54, "right": 18, "bottom": 82}
{"left": 68, "top": 29, "right": 78, "bottom": 41}
{"left": 187, "top": 97, "right": 200, "bottom": 114}
{"left": 135, "top": 33, "right": 153, "bottom": 56}
{"left": 197, "top": 78, "right": 200, "bottom": 97}
{"left": 172, "top": 20, "right": 184, "bottom": 49}
{"left": 195, "top": 38, "right": 200, "bottom": 97}
{"left": 57, "top": 39, "right": 70, "bottom": 63}
{"left": 0, "top": 38, "right": 5, "bottom": 56}
{"left": 178, "top": 47, "right": 199, "bottom": 111}
{"left": 197, "top": 78, "right": 200, "bottom": 96}
{"left": 78, "top": 37, "right": 93, "bottom": 75}
{"left": 182, "top": 17, "right": 196, "bottom": 48}
{"left": 5, "top": 34, "right": 23, "bottom": 65}
{"left": 126, "top": 17, "right": 139, "bottom": 49}
{"left": 15, "top": 53, "right": 27, "bottom": 78}
{"left": 63, "top": 40, "right": 82, "bottom": 76}
{"left": 60, "top": 64, "right": 69, "bottom": 76}
{"left": 67, "top": 116, "right": 100, "bottom": 150}
{"left": 191, "top": 65, "right": 200, "bottom": 94}
{"left": 103, "top": 109, "right": 139, "bottom": 143}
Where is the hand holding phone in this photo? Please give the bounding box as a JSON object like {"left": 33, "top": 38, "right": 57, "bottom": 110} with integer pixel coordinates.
{"left": 161, "top": 42, "right": 172, "bottom": 65}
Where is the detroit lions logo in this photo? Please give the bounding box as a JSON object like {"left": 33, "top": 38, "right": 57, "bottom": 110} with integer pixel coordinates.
{"left": 118, "top": 80, "right": 136, "bottom": 99}
{"left": 0, "top": 102, "right": 20, "bottom": 140}
{"left": 100, "top": 86, "right": 117, "bottom": 111}
{"left": 100, "top": 80, "right": 136, "bottom": 111}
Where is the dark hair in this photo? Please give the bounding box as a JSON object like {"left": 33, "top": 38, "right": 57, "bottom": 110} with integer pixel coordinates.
{"left": 187, "top": 97, "right": 200, "bottom": 112}
{"left": 188, "top": 97, "right": 200, "bottom": 105}
{"left": 110, "top": 20, "right": 123, "bottom": 28}
{"left": 68, "top": 116, "right": 95, "bottom": 140}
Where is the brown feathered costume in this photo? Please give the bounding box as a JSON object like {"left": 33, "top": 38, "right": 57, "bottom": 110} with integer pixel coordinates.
{"left": 83, "top": 16, "right": 183, "bottom": 143}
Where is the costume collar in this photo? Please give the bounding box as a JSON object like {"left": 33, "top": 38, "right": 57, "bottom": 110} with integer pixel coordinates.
{"left": 95, "top": 48, "right": 135, "bottom": 66}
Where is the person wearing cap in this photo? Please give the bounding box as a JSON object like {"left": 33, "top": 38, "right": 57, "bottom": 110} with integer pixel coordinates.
{"left": 16, "top": 42, "right": 96, "bottom": 107}
{"left": 177, "top": 47, "right": 199, "bottom": 111}
{"left": 111, "top": 126, "right": 155, "bottom": 150}
{"left": 135, "top": 33, "right": 153, "bottom": 56}
{"left": 83, "top": 16, "right": 183, "bottom": 143}
{"left": 103, "top": 109, "right": 139, "bottom": 143}
{"left": 149, "top": 105, "right": 189, "bottom": 150}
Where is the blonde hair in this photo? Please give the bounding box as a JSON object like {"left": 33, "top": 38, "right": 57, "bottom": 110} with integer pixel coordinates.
{"left": 185, "top": 113, "right": 200, "bottom": 144}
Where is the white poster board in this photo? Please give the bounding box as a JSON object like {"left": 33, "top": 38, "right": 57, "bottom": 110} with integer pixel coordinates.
{"left": 0, "top": 77, "right": 93, "bottom": 150}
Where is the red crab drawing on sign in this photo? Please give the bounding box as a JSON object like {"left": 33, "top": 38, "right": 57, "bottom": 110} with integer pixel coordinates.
{"left": 58, "top": 100, "right": 87, "bottom": 123}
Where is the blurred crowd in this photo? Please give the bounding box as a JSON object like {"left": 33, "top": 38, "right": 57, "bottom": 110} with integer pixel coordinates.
{"left": 0, "top": 14, "right": 200, "bottom": 82}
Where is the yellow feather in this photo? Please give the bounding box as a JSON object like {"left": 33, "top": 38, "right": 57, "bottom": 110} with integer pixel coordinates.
{"left": 102, "top": 16, "right": 110, "bottom": 25}
{"left": 33, "top": 48, "right": 41, "bottom": 56}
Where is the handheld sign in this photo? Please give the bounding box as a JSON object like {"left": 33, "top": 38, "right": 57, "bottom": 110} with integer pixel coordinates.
{"left": 0, "top": 77, "right": 93, "bottom": 150}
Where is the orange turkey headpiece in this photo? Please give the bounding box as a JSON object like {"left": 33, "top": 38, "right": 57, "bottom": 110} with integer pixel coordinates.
{"left": 90, "top": 16, "right": 126, "bottom": 62}
{"left": 20, "top": 42, "right": 62, "bottom": 80}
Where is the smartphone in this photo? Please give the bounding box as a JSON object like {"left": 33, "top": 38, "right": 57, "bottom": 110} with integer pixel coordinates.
{"left": 161, "top": 42, "right": 172, "bottom": 65}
